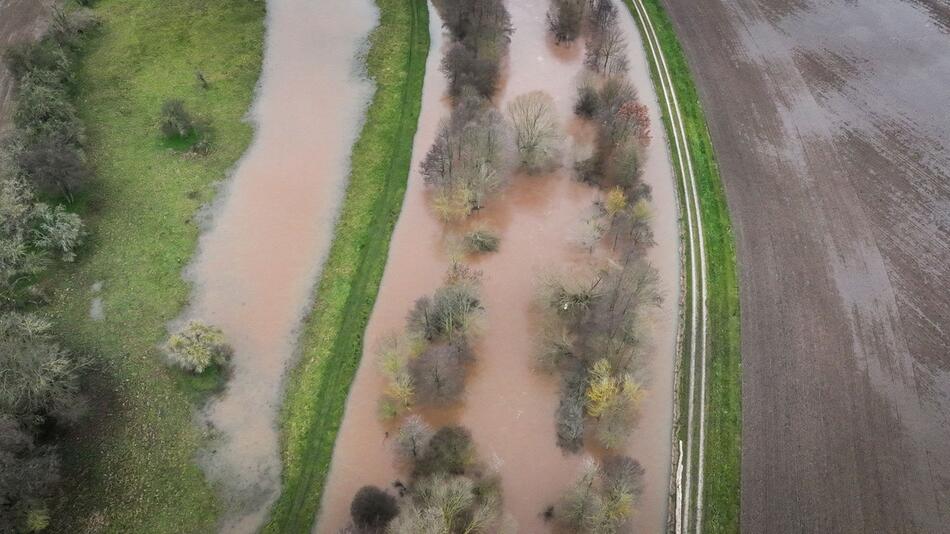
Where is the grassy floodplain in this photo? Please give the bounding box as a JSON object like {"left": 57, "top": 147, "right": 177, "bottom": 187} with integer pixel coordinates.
{"left": 622, "top": 0, "right": 742, "bottom": 532}
{"left": 264, "top": 0, "right": 429, "bottom": 532}
{"left": 45, "top": 0, "right": 265, "bottom": 531}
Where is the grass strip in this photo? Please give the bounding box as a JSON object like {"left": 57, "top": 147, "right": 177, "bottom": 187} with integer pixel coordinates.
{"left": 622, "top": 1, "right": 742, "bottom": 532}
{"left": 263, "top": 0, "right": 429, "bottom": 532}
{"left": 44, "top": 1, "right": 265, "bottom": 532}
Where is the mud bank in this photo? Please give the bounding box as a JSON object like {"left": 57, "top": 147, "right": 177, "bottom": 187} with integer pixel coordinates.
{"left": 317, "top": 0, "right": 680, "bottom": 532}
{"left": 180, "top": 0, "right": 379, "bottom": 531}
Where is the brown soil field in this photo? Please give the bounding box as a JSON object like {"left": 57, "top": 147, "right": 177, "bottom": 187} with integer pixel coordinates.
{"left": 661, "top": 0, "right": 949, "bottom": 531}
{"left": 0, "top": 0, "right": 52, "bottom": 132}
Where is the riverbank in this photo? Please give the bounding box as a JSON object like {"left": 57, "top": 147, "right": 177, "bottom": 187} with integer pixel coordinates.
{"left": 46, "top": 1, "right": 265, "bottom": 531}
{"left": 622, "top": 0, "right": 742, "bottom": 532}
{"left": 264, "top": 0, "right": 430, "bottom": 532}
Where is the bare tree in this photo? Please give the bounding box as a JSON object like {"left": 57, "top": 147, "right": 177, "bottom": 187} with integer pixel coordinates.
{"left": 547, "top": 0, "right": 585, "bottom": 44}
{"left": 394, "top": 415, "right": 434, "bottom": 465}
{"left": 507, "top": 91, "right": 563, "bottom": 174}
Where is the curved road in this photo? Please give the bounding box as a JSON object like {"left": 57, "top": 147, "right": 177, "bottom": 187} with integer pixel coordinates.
{"left": 661, "top": 0, "right": 950, "bottom": 532}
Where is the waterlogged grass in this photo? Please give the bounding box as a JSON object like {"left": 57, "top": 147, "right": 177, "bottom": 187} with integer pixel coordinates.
{"left": 264, "top": 0, "right": 429, "bottom": 532}
{"left": 623, "top": 1, "right": 742, "bottom": 532}
{"left": 45, "top": 1, "right": 265, "bottom": 532}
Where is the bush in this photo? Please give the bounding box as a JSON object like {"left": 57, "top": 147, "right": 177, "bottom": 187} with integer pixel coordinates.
{"left": 30, "top": 203, "right": 85, "bottom": 262}
{"left": 13, "top": 71, "right": 85, "bottom": 147}
{"left": 159, "top": 99, "right": 196, "bottom": 139}
{"left": 413, "top": 425, "right": 476, "bottom": 478}
{"left": 0, "top": 315, "right": 86, "bottom": 422}
{"left": 0, "top": 415, "right": 61, "bottom": 533}
{"left": 349, "top": 486, "right": 398, "bottom": 530}
{"left": 16, "top": 136, "right": 90, "bottom": 198}
{"left": 163, "top": 321, "right": 232, "bottom": 373}
{"left": 463, "top": 229, "right": 500, "bottom": 253}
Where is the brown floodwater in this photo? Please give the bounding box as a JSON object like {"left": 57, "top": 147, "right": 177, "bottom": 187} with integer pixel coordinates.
{"left": 179, "top": 0, "right": 379, "bottom": 531}
{"left": 317, "top": 1, "right": 680, "bottom": 532}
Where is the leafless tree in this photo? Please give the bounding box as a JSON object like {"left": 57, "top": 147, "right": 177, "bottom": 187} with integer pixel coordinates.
{"left": 507, "top": 91, "right": 563, "bottom": 174}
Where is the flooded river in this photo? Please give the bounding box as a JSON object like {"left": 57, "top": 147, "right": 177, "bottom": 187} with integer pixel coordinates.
{"left": 180, "top": 0, "right": 379, "bottom": 531}
{"left": 318, "top": 0, "right": 679, "bottom": 532}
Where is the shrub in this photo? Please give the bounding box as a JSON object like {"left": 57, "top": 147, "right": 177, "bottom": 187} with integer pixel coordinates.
{"left": 163, "top": 321, "right": 232, "bottom": 373}
{"left": 30, "top": 203, "right": 85, "bottom": 262}
{"left": 349, "top": 486, "right": 398, "bottom": 530}
{"left": 159, "top": 99, "right": 196, "bottom": 139}
{"left": 13, "top": 71, "right": 85, "bottom": 147}
{"left": 0, "top": 317, "right": 86, "bottom": 422}
{"left": 413, "top": 425, "right": 476, "bottom": 478}
{"left": 507, "top": 91, "right": 562, "bottom": 174}
{"left": 463, "top": 229, "right": 500, "bottom": 253}
{"left": 16, "top": 136, "right": 90, "bottom": 199}
{"left": 0, "top": 415, "right": 61, "bottom": 533}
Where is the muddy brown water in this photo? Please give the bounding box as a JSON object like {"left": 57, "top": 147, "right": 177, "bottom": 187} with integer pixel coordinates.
{"left": 180, "top": 0, "right": 379, "bottom": 531}
{"left": 661, "top": 0, "right": 950, "bottom": 531}
{"left": 317, "top": 1, "right": 680, "bottom": 532}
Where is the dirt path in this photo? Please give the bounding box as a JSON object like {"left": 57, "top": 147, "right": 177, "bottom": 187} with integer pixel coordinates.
{"left": 623, "top": 2, "right": 709, "bottom": 531}
{"left": 0, "top": 0, "right": 53, "bottom": 132}
{"left": 661, "top": 0, "right": 950, "bottom": 531}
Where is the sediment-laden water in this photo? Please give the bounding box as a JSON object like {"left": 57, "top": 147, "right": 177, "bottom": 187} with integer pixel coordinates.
{"left": 317, "top": 0, "right": 680, "bottom": 532}
{"left": 180, "top": 0, "right": 379, "bottom": 531}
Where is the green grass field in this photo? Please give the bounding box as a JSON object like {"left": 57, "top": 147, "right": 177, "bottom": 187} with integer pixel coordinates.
{"left": 264, "top": 0, "right": 429, "bottom": 532}
{"left": 45, "top": 1, "right": 265, "bottom": 531}
{"left": 623, "top": 1, "right": 742, "bottom": 532}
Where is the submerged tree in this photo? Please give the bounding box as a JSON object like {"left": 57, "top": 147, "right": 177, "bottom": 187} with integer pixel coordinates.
{"left": 507, "top": 91, "right": 563, "bottom": 174}
{"left": 551, "top": 455, "right": 645, "bottom": 533}
{"left": 547, "top": 0, "right": 585, "bottom": 44}
{"left": 421, "top": 92, "right": 511, "bottom": 218}
{"left": 349, "top": 485, "right": 399, "bottom": 531}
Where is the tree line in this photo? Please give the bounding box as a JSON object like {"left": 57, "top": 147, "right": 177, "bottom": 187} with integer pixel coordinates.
{"left": 537, "top": 1, "right": 660, "bottom": 530}
{"left": 0, "top": 6, "right": 98, "bottom": 531}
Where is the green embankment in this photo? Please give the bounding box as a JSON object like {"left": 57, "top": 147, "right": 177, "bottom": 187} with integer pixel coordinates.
{"left": 264, "top": 0, "right": 429, "bottom": 532}
{"left": 47, "top": 1, "right": 265, "bottom": 531}
{"left": 623, "top": 1, "right": 742, "bottom": 532}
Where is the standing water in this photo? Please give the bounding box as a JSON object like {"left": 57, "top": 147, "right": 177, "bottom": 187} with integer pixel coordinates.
{"left": 317, "top": 0, "right": 680, "bottom": 532}
{"left": 182, "top": 0, "right": 379, "bottom": 531}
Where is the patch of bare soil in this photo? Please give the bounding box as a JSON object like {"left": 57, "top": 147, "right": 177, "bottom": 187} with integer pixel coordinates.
{"left": 661, "top": 0, "right": 950, "bottom": 531}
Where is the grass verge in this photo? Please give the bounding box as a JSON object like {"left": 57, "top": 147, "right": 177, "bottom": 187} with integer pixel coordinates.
{"left": 263, "top": 0, "right": 429, "bottom": 532}
{"left": 622, "top": 1, "right": 742, "bottom": 532}
{"left": 45, "top": 1, "right": 265, "bottom": 531}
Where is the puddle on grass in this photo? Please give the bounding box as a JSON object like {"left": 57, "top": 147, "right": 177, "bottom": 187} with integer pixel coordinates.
{"left": 179, "top": 0, "right": 380, "bottom": 531}
{"left": 317, "top": 0, "right": 680, "bottom": 532}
